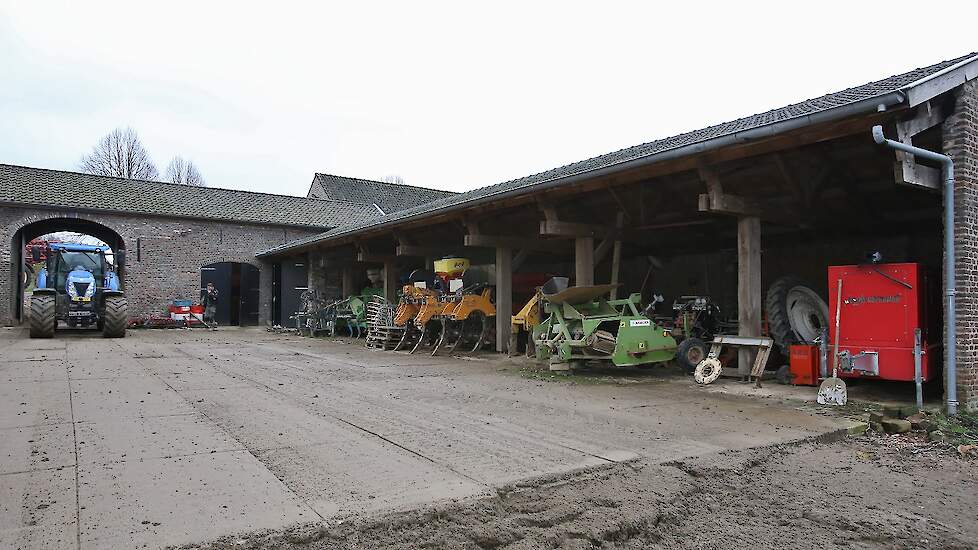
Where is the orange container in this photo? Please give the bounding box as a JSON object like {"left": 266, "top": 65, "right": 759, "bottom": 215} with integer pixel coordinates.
{"left": 788, "top": 344, "right": 820, "bottom": 386}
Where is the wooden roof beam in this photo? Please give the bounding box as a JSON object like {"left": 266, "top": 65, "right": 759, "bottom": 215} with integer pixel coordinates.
{"left": 356, "top": 251, "right": 398, "bottom": 263}
{"left": 463, "top": 233, "right": 559, "bottom": 252}
{"left": 892, "top": 101, "right": 945, "bottom": 191}
{"left": 697, "top": 161, "right": 801, "bottom": 226}
{"left": 396, "top": 244, "right": 466, "bottom": 257}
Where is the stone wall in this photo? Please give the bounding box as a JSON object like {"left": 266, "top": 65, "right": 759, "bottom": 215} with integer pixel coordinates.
{"left": 0, "top": 206, "right": 320, "bottom": 326}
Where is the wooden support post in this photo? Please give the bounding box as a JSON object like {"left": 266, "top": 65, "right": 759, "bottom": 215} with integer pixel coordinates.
{"left": 495, "top": 247, "right": 512, "bottom": 353}
{"left": 610, "top": 240, "right": 623, "bottom": 300}
{"left": 383, "top": 260, "right": 399, "bottom": 302}
{"left": 609, "top": 212, "right": 624, "bottom": 299}
{"left": 575, "top": 237, "right": 594, "bottom": 287}
{"left": 737, "top": 217, "right": 762, "bottom": 377}
{"left": 341, "top": 266, "right": 355, "bottom": 297}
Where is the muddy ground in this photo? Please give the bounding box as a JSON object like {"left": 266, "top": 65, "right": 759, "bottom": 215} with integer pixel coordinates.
{"left": 183, "top": 433, "right": 977, "bottom": 550}
{"left": 2, "top": 327, "right": 973, "bottom": 549}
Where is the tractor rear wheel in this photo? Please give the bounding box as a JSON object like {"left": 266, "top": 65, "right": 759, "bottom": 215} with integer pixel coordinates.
{"left": 102, "top": 296, "right": 128, "bottom": 338}
{"left": 765, "top": 277, "right": 828, "bottom": 354}
{"left": 676, "top": 337, "right": 707, "bottom": 374}
{"left": 29, "top": 294, "right": 56, "bottom": 338}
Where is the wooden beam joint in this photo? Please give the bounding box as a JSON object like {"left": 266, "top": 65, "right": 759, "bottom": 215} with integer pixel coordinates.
{"left": 892, "top": 101, "right": 946, "bottom": 191}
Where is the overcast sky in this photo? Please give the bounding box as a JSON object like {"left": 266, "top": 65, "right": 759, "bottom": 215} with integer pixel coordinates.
{"left": 1, "top": 2, "right": 976, "bottom": 197}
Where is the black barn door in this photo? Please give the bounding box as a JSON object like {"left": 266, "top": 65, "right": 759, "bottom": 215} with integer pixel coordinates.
{"left": 240, "top": 264, "right": 260, "bottom": 326}
{"left": 200, "top": 262, "right": 233, "bottom": 326}
{"left": 279, "top": 259, "right": 307, "bottom": 328}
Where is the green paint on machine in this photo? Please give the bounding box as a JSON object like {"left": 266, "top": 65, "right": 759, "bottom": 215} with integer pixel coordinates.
{"left": 531, "top": 281, "right": 677, "bottom": 370}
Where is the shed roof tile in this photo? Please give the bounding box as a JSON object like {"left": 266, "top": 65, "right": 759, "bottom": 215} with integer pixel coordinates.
{"left": 0, "top": 164, "right": 379, "bottom": 228}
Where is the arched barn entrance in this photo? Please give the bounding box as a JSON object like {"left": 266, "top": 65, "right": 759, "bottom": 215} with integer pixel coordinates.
{"left": 200, "top": 262, "right": 259, "bottom": 326}
{"left": 9, "top": 217, "right": 125, "bottom": 324}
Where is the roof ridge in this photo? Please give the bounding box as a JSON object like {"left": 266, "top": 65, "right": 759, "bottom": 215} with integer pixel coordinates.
{"left": 314, "top": 172, "right": 457, "bottom": 194}
{"left": 0, "top": 162, "right": 347, "bottom": 203}
{"left": 1, "top": 163, "right": 381, "bottom": 229}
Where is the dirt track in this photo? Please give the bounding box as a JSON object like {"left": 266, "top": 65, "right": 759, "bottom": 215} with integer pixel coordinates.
{"left": 4, "top": 327, "right": 968, "bottom": 549}
{"left": 184, "top": 434, "right": 978, "bottom": 550}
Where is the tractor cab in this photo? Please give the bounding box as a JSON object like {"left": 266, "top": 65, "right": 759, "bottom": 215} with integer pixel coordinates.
{"left": 30, "top": 243, "right": 127, "bottom": 338}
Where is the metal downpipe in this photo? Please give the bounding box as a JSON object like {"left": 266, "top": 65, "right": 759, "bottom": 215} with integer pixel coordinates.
{"left": 872, "top": 125, "right": 957, "bottom": 415}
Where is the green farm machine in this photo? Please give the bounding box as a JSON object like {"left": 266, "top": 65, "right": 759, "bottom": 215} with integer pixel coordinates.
{"left": 531, "top": 278, "right": 678, "bottom": 371}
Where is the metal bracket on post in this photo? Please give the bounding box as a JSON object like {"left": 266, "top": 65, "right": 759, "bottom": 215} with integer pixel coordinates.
{"left": 818, "top": 327, "right": 829, "bottom": 381}
{"left": 913, "top": 328, "right": 923, "bottom": 412}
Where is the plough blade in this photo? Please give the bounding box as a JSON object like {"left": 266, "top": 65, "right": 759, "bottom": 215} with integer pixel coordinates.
{"left": 410, "top": 323, "right": 428, "bottom": 354}
{"left": 431, "top": 319, "right": 452, "bottom": 356}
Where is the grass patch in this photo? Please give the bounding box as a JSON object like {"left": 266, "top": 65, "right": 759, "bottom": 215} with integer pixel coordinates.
{"left": 931, "top": 410, "right": 978, "bottom": 447}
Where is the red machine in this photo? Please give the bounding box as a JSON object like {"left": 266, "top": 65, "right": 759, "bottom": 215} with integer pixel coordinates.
{"left": 788, "top": 344, "right": 820, "bottom": 386}
{"left": 828, "top": 263, "right": 937, "bottom": 382}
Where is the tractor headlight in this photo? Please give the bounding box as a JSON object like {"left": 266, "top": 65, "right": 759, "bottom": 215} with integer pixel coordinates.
{"left": 85, "top": 282, "right": 96, "bottom": 298}
{"left": 67, "top": 282, "right": 79, "bottom": 299}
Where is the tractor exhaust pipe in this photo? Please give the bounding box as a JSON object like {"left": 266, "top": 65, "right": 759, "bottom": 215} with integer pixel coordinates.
{"left": 872, "top": 124, "right": 957, "bottom": 416}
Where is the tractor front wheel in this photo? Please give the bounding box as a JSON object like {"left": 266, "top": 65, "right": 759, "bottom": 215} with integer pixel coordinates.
{"left": 102, "top": 296, "right": 128, "bottom": 338}
{"left": 29, "top": 294, "right": 56, "bottom": 338}
{"left": 676, "top": 337, "right": 707, "bottom": 374}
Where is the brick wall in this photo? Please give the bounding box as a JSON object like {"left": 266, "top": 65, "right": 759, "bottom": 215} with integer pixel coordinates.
{"left": 0, "top": 206, "right": 321, "bottom": 327}
{"left": 943, "top": 80, "right": 978, "bottom": 412}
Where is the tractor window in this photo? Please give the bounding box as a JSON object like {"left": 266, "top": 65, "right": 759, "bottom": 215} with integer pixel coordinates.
{"left": 54, "top": 252, "right": 103, "bottom": 292}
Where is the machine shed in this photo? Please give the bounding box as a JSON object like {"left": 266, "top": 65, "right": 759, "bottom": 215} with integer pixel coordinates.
{"left": 260, "top": 53, "right": 978, "bottom": 413}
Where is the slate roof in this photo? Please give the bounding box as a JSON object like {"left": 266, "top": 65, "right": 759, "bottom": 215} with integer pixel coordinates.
{"left": 260, "top": 52, "right": 978, "bottom": 257}
{"left": 307, "top": 173, "right": 456, "bottom": 215}
{"left": 0, "top": 164, "right": 379, "bottom": 228}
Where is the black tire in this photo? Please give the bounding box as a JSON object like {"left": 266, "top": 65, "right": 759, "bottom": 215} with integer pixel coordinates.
{"left": 102, "top": 295, "right": 128, "bottom": 338}
{"left": 765, "top": 277, "right": 829, "bottom": 354}
{"left": 29, "top": 294, "right": 56, "bottom": 338}
{"left": 676, "top": 337, "right": 707, "bottom": 374}
{"left": 775, "top": 364, "right": 792, "bottom": 385}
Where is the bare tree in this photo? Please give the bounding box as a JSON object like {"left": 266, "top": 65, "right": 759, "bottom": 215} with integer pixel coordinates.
{"left": 164, "top": 156, "right": 206, "bottom": 186}
{"left": 79, "top": 127, "right": 159, "bottom": 180}
{"left": 381, "top": 174, "right": 405, "bottom": 185}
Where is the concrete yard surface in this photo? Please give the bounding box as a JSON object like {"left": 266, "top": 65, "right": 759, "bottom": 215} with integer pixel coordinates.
{"left": 1, "top": 327, "right": 853, "bottom": 549}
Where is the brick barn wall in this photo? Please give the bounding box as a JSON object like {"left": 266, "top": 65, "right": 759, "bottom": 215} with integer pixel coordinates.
{"left": 0, "top": 206, "right": 321, "bottom": 327}
{"left": 943, "top": 80, "right": 978, "bottom": 412}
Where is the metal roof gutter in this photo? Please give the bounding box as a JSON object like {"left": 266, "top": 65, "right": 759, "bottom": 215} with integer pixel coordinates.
{"left": 258, "top": 90, "right": 909, "bottom": 258}
{"left": 901, "top": 54, "right": 978, "bottom": 107}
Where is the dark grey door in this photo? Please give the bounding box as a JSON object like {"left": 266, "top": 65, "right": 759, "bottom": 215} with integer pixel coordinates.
{"left": 200, "top": 262, "right": 233, "bottom": 326}
{"left": 279, "top": 258, "right": 307, "bottom": 327}
{"left": 240, "top": 264, "right": 260, "bottom": 326}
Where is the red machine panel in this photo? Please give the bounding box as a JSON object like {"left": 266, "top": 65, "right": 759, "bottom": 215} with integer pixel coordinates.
{"left": 788, "top": 344, "right": 820, "bottom": 386}
{"left": 828, "top": 263, "right": 936, "bottom": 382}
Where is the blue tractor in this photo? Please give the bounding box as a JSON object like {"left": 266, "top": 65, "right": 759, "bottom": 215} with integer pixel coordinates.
{"left": 29, "top": 243, "right": 128, "bottom": 338}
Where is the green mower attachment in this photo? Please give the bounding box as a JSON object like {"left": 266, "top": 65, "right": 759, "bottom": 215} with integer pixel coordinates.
{"left": 531, "top": 279, "right": 677, "bottom": 370}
